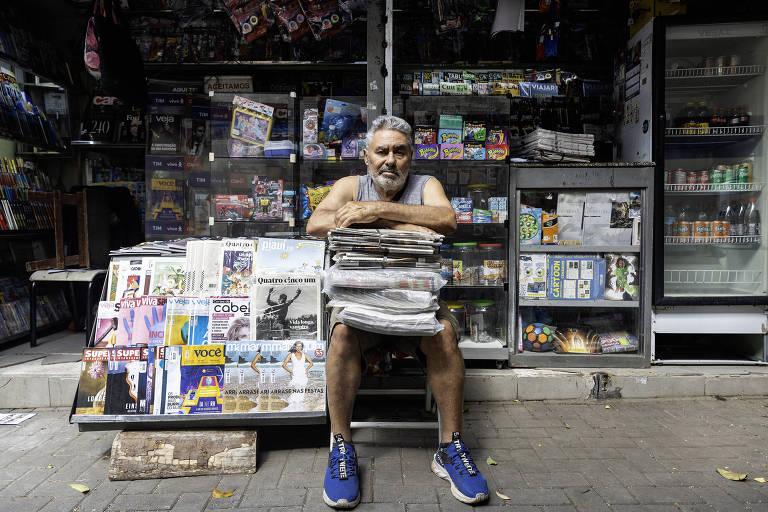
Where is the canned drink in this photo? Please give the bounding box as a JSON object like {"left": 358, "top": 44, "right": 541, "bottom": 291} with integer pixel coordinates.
{"left": 712, "top": 220, "right": 730, "bottom": 239}
{"left": 673, "top": 168, "right": 687, "bottom": 187}
{"left": 704, "top": 56, "right": 714, "bottom": 75}
{"left": 664, "top": 169, "right": 670, "bottom": 185}
{"left": 710, "top": 165, "right": 724, "bottom": 189}
{"left": 715, "top": 55, "right": 727, "bottom": 75}
{"left": 686, "top": 171, "right": 698, "bottom": 190}
{"left": 741, "top": 160, "right": 753, "bottom": 185}
{"left": 698, "top": 170, "right": 710, "bottom": 188}
{"left": 729, "top": 54, "right": 741, "bottom": 68}
{"left": 737, "top": 165, "right": 750, "bottom": 189}
{"left": 724, "top": 165, "right": 736, "bottom": 185}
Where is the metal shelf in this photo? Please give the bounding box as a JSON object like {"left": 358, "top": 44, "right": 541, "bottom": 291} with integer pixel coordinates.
{"left": 664, "top": 269, "right": 762, "bottom": 286}
{"left": 518, "top": 299, "right": 639, "bottom": 308}
{"left": 443, "top": 284, "right": 506, "bottom": 289}
{"left": 0, "top": 229, "right": 53, "bottom": 238}
{"left": 459, "top": 343, "right": 508, "bottom": 361}
{"left": 71, "top": 141, "right": 146, "bottom": 150}
{"left": 665, "top": 65, "right": 764, "bottom": 90}
{"left": 664, "top": 235, "right": 761, "bottom": 246}
{"left": 664, "top": 126, "right": 765, "bottom": 145}
{"left": 144, "top": 61, "right": 367, "bottom": 72}
{"left": 71, "top": 411, "right": 326, "bottom": 431}
{"left": 664, "top": 183, "right": 762, "bottom": 193}
{"left": 520, "top": 245, "right": 640, "bottom": 253}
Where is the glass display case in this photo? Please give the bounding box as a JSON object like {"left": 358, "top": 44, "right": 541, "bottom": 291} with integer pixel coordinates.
{"left": 512, "top": 165, "right": 654, "bottom": 367}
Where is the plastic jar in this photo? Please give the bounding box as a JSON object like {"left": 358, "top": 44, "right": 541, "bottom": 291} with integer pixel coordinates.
{"left": 469, "top": 300, "right": 496, "bottom": 343}
{"left": 467, "top": 184, "right": 492, "bottom": 223}
{"left": 452, "top": 242, "right": 479, "bottom": 285}
{"left": 445, "top": 302, "right": 466, "bottom": 339}
{"left": 478, "top": 243, "right": 506, "bottom": 285}
{"left": 439, "top": 243, "right": 453, "bottom": 284}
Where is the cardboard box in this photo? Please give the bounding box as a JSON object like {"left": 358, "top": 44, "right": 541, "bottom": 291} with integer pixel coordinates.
{"left": 547, "top": 257, "right": 606, "bottom": 300}
{"left": 519, "top": 254, "right": 547, "bottom": 298}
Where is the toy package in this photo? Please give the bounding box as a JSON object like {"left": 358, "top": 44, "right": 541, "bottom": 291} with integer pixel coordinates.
{"left": 415, "top": 144, "right": 439, "bottom": 160}
{"left": 599, "top": 331, "right": 639, "bottom": 353}
{"left": 518, "top": 254, "right": 547, "bottom": 298}
{"left": 605, "top": 254, "right": 639, "bottom": 301}
{"left": 553, "top": 325, "right": 601, "bottom": 354}
{"left": 282, "top": 189, "right": 296, "bottom": 222}
{"left": 319, "top": 99, "right": 363, "bottom": 144}
{"left": 270, "top": 0, "right": 310, "bottom": 41}
{"left": 302, "top": 142, "right": 326, "bottom": 159}
{"left": 178, "top": 344, "right": 225, "bottom": 414}
{"left": 440, "top": 143, "right": 463, "bottom": 160}
{"left": 542, "top": 212, "right": 558, "bottom": 245}
{"left": 252, "top": 177, "right": 283, "bottom": 220}
{"left": 302, "top": 0, "right": 345, "bottom": 40}
{"left": 547, "top": 257, "right": 606, "bottom": 300}
{"left": 229, "top": 95, "right": 274, "bottom": 154}
{"left": 520, "top": 206, "right": 542, "bottom": 245}
{"left": 341, "top": 136, "right": 358, "bottom": 158}
{"left": 303, "top": 108, "right": 318, "bottom": 143}
{"left": 215, "top": 194, "right": 254, "bottom": 221}
{"left": 301, "top": 183, "right": 332, "bottom": 219}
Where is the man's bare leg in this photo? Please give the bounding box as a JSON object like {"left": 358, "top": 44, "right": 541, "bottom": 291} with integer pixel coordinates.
{"left": 419, "top": 320, "right": 464, "bottom": 443}
{"left": 327, "top": 324, "right": 362, "bottom": 441}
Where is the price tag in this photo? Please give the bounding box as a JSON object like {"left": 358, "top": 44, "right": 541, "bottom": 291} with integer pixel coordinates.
{"left": 289, "top": 153, "right": 296, "bottom": 163}
{"left": 209, "top": 152, "right": 215, "bottom": 162}
{"left": 209, "top": 217, "right": 214, "bottom": 226}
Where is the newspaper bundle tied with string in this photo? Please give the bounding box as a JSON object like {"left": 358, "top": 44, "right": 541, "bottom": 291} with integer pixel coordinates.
{"left": 324, "top": 228, "right": 446, "bottom": 337}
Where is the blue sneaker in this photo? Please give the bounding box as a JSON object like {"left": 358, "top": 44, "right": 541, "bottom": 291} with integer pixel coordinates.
{"left": 431, "top": 432, "right": 489, "bottom": 504}
{"left": 323, "top": 434, "right": 361, "bottom": 508}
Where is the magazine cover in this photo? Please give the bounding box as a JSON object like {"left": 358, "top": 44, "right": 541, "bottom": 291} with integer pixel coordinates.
{"left": 183, "top": 118, "right": 210, "bottom": 157}
{"left": 605, "top": 254, "right": 640, "bottom": 301}
{"left": 253, "top": 238, "right": 325, "bottom": 274}
{"left": 74, "top": 348, "right": 110, "bottom": 415}
{"left": 209, "top": 296, "right": 250, "bottom": 342}
{"left": 93, "top": 300, "right": 120, "bottom": 348}
{"left": 251, "top": 177, "right": 283, "bottom": 221}
{"left": 149, "top": 346, "right": 167, "bottom": 414}
{"left": 266, "top": 339, "right": 326, "bottom": 413}
{"left": 251, "top": 275, "right": 320, "bottom": 340}
{"left": 130, "top": 296, "right": 168, "bottom": 346}
{"left": 223, "top": 341, "right": 272, "bottom": 413}
{"left": 145, "top": 345, "right": 161, "bottom": 414}
{"left": 163, "top": 346, "right": 183, "bottom": 414}
{"left": 163, "top": 296, "right": 194, "bottom": 345}
{"left": 149, "top": 257, "right": 186, "bottom": 296}
{"left": 188, "top": 297, "right": 210, "bottom": 345}
{"left": 106, "top": 259, "right": 124, "bottom": 301}
{"left": 114, "top": 258, "right": 145, "bottom": 300}
{"left": 118, "top": 108, "right": 145, "bottom": 144}
{"left": 219, "top": 239, "right": 255, "bottom": 295}
{"left": 147, "top": 178, "right": 184, "bottom": 224}
{"left": 141, "top": 258, "right": 155, "bottom": 296}
{"left": 149, "top": 113, "right": 181, "bottom": 154}
{"left": 104, "top": 347, "right": 147, "bottom": 415}
{"left": 115, "top": 297, "right": 142, "bottom": 346}
{"left": 178, "top": 344, "right": 225, "bottom": 414}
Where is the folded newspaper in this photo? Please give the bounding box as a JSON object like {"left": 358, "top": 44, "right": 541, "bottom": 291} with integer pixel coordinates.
{"left": 520, "top": 128, "right": 595, "bottom": 163}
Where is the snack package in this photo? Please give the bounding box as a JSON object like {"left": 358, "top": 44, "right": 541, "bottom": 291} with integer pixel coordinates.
{"left": 520, "top": 206, "right": 542, "bottom": 245}
{"left": 438, "top": 128, "right": 462, "bottom": 145}
{"left": 270, "top": 0, "right": 310, "bottom": 41}
{"left": 301, "top": 184, "right": 332, "bottom": 219}
{"left": 414, "top": 126, "right": 437, "bottom": 145}
{"left": 463, "top": 142, "right": 485, "bottom": 160}
{"left": 451, "top": 197, "right": 472, "bottom": 223}
{"left": 463, "top": 121, "right": 486, "bottom": 142}
{"left": 542, "top": 212, "right": 558, "bottom": 245}
{"left": 440, "top": 143, "right": 463, "bottom": 160}
{"left": 301, "top": 0, "right": 345, "bottom": 40}
{"left": 489, "top": 196, "right": 508, "bottom": 223}
{"left": 415, "top": 144, "right": 439, "bottom": 160}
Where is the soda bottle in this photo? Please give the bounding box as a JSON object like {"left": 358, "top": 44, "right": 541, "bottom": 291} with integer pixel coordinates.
{"left": 677, "top": 202, "right": 693, "bottom": 240}
{"left": 746, "top": 197, "right": 761, "bottom": 236}
{"left": 712, "top": 201, "right": 731, "bottom": 239}
{"left": 693, "top": 203, "right": 711, "bottom": 241}
{"left": 732, "top": 200, "right": 746, "bottom": 236}
{"left": 697, "top": 101, "right": 709, "bottom": 133}
{"left": 664, "top": 204, "right": 677, "bottom": 236}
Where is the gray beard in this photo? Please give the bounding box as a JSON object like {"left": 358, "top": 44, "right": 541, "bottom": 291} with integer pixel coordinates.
{"left": 371, "top": 166, "right": 407, "bottom": 193}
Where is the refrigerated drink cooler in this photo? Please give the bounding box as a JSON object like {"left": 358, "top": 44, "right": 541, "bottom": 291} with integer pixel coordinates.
{"left": 619, "top": 18, "right": 768, "bottom": 364}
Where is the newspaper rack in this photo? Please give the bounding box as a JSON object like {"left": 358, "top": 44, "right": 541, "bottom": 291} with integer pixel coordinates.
{"left": 69, "top": 249, "right": 330, "bottom": 432}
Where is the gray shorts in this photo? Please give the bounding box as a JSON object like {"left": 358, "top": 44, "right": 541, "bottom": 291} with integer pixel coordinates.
{"left": 328, "top": 300, "right": 460, "bottom": 366}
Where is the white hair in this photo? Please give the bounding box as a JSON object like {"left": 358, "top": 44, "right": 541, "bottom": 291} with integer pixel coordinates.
{"left": 364, "top": 115, "right": 414, "bottom": 154}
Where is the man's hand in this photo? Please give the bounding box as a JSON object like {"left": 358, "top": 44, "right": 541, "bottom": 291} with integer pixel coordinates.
{"left": 334, "top": 201, "right": 380, "bottom": 228}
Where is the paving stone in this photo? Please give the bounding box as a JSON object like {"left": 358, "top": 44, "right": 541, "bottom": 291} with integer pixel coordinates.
{"left": 37, "top": 495, "right": 84, "bottom": 512}
{"left": 522, "top": 472, "right": 591, "bottom": 489}
{"left": 239, "top": 487, "right": 306, "bottom": 508}
{"left": 372, "top": 457, "right": 403, "bottom": 486}
{"left": 593, "top": 486, "right": 638, "bottom": 505}
{"left": 403, "top": 504, "right": 439, "bottom": 512}
{"left": 205, "top": 474, "right": 250, "bottom": 509}
{"left": 563, "top": 487, "right": 611, "bottom": 512}
{"left": 372, "top": 484, "right": 438, "bottom": 504}
{"left": 626, "top": 486, "right": 704, "bottom": 504}
{"left": 0, "top": 496, "right": 52, "bottom": 511}
{"left": 154, "top": 475, "right": 221, "bottom": 495}
{"left": 72, "top": 481, "right": 127, "bottom": 512}
{"left": 497, "top": 488, "right": 571, "bottom": 506}
{"left": 171, "top": 492, "right": 210, "bottom": 512}
{"left": 122, "top": 478, "right": 160, "bottom": 494}
{"left": 107, "top": 492, "right": 179, "bottom": 511}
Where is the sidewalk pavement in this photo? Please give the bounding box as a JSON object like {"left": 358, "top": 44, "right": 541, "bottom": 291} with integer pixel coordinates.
{"left": 0, "top": 397, "right": 766, "bottom": 511}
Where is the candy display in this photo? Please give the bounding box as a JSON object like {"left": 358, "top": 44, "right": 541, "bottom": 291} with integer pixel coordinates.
{"left": 301, "top": 184, "right": 332, "bottom": 219}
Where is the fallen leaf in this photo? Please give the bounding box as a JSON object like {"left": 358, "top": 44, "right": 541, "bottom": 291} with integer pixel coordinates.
{"left": 754, "top": 477, "right": 767, "bottom": 483}
{"left": 486, "top": 456, "right": 497, "bottom": 466}
{"left": 463, "top": 405, "right": 470, "bottom": 413}
{"left": 46, "top": 465, "right": 54, "bottom": 469}
{"left": 69, "top": 483, "right": 89, "bottom": 493}
{"left": 564, "top": 423, "right": 571, "bottom": 429}
{"left": 513, "top": 399, "right": 520, "bottom": 403}
{"left": 605, "top": 405, "right": 612, "bottom": 409}
{"left": 672, "top": 467, "right": 678, "bottom": 471}
{"left": 537, "top": 443, "right": 542, "bottom": 447}
{"left": 495, "top": 490, "right": 510, "bottom": 500}
{"left": 212, "top": 488, "right": 235, "bottom": 499}
{"left": 717, "top": 468, "right": 747, "bottom": 481}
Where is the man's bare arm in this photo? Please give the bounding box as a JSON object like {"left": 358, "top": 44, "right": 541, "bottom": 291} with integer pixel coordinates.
{"left": 305, "top": 176, "right": 357, "bottom": 237}
{"left": 334, "top": 178, "right": 457, "bottom": 234}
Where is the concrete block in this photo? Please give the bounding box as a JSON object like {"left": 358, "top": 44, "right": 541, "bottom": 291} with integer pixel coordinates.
{"left": 0, "top": 376, "right": 51, "bottom": 408}
{"left": 612, "top": 375, "right": 705, "bottom": 398}
{"left": 48, "top": 377, "right": 78, "bottom": 407}
{"left": 516, "top": 373, "right": 592, "bottom": 400}
{"left": 465, "top": 371, "right": 517, "bottom": 401}
{"left": 704, "top": 375, "right": 768, "bottom": 397}
{"left": 109, "top": 430, "right": 257, "bottom": 481}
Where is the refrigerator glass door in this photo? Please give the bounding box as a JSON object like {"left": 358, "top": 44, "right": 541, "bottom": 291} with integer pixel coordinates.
{"left": 663, "top": 22, "right": 768, "bottom": 300}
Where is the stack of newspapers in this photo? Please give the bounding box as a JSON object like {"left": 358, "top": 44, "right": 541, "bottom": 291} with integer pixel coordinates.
{"left": 325, "top": 228, "right": 447, "bottom": 337}
{"left": 521, "top": 128, "right": 595, "bottom": 163}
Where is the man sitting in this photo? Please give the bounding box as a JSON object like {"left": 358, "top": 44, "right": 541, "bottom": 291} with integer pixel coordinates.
{"left": 307, "top": 115, "right": 489, "bottom": 508}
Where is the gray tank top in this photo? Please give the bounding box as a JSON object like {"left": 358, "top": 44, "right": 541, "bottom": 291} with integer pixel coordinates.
{"left": 356, "top": 174, "right": 431, "bottom": 205}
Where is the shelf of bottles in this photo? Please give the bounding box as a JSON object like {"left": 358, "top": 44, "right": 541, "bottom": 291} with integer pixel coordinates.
{"left": 664, "top": 183, "right": 762, "bottom": 194}
{"left": 664, "top": 235, "right": 762, "bottom": 246}
{"left": 665, "top": 125, "right": 765, "bottom": 138}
